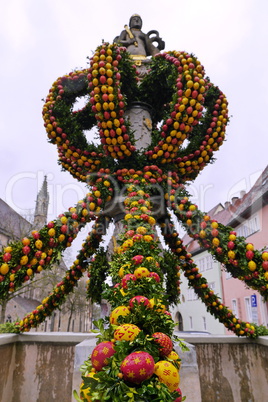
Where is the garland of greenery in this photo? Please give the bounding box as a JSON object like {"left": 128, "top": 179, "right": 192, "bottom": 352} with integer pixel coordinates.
{"left": 42, "top": 43, "right": 228, "bottom": 185}
{"left": 158, "top": 213, "right": 268, "bottom": 338}
{"left": 17, "top": 216, "right": 109, "bottom": 332}
{"left": 0, "top": 191, "right": 102, "bottom": 300}
{"left": 164, "top": 194, "right": 268, "bottom": 300}
{"left": 86, "top": 247, "right": 110, "bottom": 304}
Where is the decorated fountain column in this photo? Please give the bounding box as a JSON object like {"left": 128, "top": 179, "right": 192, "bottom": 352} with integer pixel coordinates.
{"left": 3, "top": 10, "right": 268, "bottom": 402}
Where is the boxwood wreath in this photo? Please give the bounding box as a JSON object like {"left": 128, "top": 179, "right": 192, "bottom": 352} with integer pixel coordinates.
{"left": 0, "top": 41, "right": 268, "bottom": 401}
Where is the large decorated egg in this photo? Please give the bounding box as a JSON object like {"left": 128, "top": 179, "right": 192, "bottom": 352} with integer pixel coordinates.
{"left": 174, "top": 387, "right": 183, "bottom": 402}
{"left": 149, "top": 298, "right": 166, "bottom": 312}
{"left": 121, "top": 273, "right": 137, "bottom": 289}
{"left": 149, "top": 272, "right": 160, "bottom": 282}
{"left": 120, "top": 288, "right": 128, "bottom": 296}
{"left": 134, "top": 267, "right": 150, "bottom": 278}
{"left": 109, "top": 305, "right": 130, "bottom": 325}
{"left": 80, "top": 382, "right": 91, "bottom": 401}
{"left": 80, "top": 372, "right": 97, "bottom": 401}
{"left": 167, "top": 351, "right": 181, "bottom": 368}
{"left": 91, "top": 341, "right": 115, "bottom": 371}
{"left": 164, "top": 310, "right": 172, "bottom": 317}
{"left": 154, "top": 360, "right": 180, "bottom": 392}
{"left": 118, "top": 263, "right": 130, "bottom": 278}
{"left": 152, "top": 332, "right": 173, "bottom": 356}
{"left": 114, "top": 323, "right": 141, "bottom": 342}
{"left": 129, "top": 295, "right": 150, "bottom": 309}
{"left": 120, "top": 351, "right": 155, "bottom": 384}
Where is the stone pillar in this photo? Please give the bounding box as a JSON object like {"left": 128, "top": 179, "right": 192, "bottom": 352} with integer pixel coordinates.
{"left": 124, "top": 102, "right": 152, "bottom": 151}
{"left": 174, "top": 341, "right": 202, "bottom": 401}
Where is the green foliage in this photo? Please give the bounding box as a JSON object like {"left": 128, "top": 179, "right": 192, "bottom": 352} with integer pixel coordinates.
{"left": 87, "top": 247, "right": 110, "bottom": 304}
{"left": 115, "top": 302, "right": 175, "bottom": 337}
{"left": 161, "top": 251, "right": 181, "bottom": 305}
{"left": 139, "top": 56, "right": 177, "bottom": 125}
{"left": 0, "top": 322, "right": 20, "bottom": 333}
{"left": 254, "top": 325, "right": 268, "bottom": 337}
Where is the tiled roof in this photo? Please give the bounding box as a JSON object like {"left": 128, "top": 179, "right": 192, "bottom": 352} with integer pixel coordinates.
{"left": 229, "top": 165, "right": 268, "bottom": 226}
{"left": 182, "top": 165, "right": 268, "bottom": 254}
{"left": 0, "top": 198, "right": 32, "bottom": 240}
{"left": 12, "top": 296, "right": 41, "bottom": 312}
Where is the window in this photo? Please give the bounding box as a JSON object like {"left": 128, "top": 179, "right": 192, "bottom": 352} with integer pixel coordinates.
{"left": 237, "top": 214, "right": 260, "bottom": 238}
{"left": 187, "top": 288, "right": 198, "bottom": 301}
{"left": 198, "top": 258, "right": 205, "bottom": 272}
{"left": 226, "top": 271, "right": 232, "bottom": 279}
{"left": 245, "top": 297, "right": 252, "bottom": 321}
{"left": 232, "top": 299, "right": 238, "bottom": 317}
{"left": 202, "top": 316, "right": 207, "bottom": 331}
{"left": 189, "top": 316, "right": 193, "bottom": 329}
{"left": 206, "top": 255, "right": 213, "bottom": 270}
{"left": 208, "top": 281, "right": 216, "bottom": 292}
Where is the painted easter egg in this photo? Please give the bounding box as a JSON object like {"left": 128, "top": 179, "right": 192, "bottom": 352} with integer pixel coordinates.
{"left": 174, "top": 387, "right": 183, "bottom": 402}
{"left": 149, "top": 298, "right": 166, "bottom": 312}
{"left": 80, "top": 372, "right": 99, "bottom": 402}
{"left": 152, "top": 332, "right": 173, "bottom": 356}
{"left": 121, "top": 273, "right": 137, "bottom": 288}
{"left": 91, "top": 341, "right": 115, "bottom": 371}
{"left": 114, "top": 323, "right": 141, "bottom": 342}
{"left": 129, "top": 295, "right": 150, "bottom": 309}
{"left": 154, "top": 360, "right": 180, "bottom": 392}
{"left": 109, "top": 305, "right": 130, "bottom": 325}
{"left": 149, "top": 272, "right": 160, "bottom": 282}
{"left": 134, "top": 266, "right": 150, "bottom": 278}
{"left": 167, "top": 350, "right": 181, "bottom": 368}
{"left": 120, "top": 351, "right": 155, "bottom": 384}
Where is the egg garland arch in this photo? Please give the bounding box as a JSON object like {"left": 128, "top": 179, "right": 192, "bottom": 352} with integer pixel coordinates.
{"left": 0, "top": 41, "right": 267, "bottom": 401}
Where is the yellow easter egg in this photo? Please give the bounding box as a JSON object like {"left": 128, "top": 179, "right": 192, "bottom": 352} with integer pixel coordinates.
{"left": 167, "top": 351, "right": 181, "bottom": 369}
{"left": 149, "top": 298, "right": 166, "bottom": 312}
{"left": 154, "top": 360, "right": 180, "bottom": 392}
{"left": 134, "top": 267, "right": 150, "bottom": 279}
{"left": 114, "top": 323, "right": 141, "bottom": 341}
{"left": 109, "top": 306, "right": 130, "bottom": 325}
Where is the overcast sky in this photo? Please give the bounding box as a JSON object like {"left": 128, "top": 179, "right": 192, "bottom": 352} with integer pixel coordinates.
{"left": 1, "top": 0, "right": 267, "bottom": 229}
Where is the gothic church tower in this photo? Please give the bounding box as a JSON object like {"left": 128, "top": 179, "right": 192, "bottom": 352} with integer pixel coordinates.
{"left": 33, "top": 176, "right": 49, "bottom": 230}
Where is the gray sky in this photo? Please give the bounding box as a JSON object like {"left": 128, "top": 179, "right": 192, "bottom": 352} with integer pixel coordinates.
{"left": 1, "top": 0, "right": 267, "bottom": 225}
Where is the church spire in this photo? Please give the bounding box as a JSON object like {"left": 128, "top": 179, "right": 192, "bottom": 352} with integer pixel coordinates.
{"left": 33, "top": 176, "right": 49, "bottom": 230}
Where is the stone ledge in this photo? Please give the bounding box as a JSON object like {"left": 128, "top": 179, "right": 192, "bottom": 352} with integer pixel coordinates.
{"left": 0, "top": 331, "right": 96, "bottom": 346}
{"left": 1, "top": 332, "right": 268, "bottom": 347}
{"left": 174, "top": 332, "right": 268, "bottom": 346}
{"left": 0, "top": 334, "right": 18, "bottom": 346}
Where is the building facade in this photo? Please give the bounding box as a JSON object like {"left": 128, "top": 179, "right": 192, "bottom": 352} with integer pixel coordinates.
{"left": 172, "top": 165, "right": 268, "bottom": 334}
{"left": 222, "top": 166, "right": 268, "bottom": 330}
{"left": 0, "top": 177, "right": 94, "bottom": 332}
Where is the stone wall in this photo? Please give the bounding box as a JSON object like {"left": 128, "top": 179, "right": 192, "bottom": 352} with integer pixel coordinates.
{"left": 0, "top": 333, "right": 267, "bottom": 402}
{"left": 0, "top": 333, "right": 88, "bottom": 402}
{"left": 195, "top": 340, "right": 268, "bottom": 401}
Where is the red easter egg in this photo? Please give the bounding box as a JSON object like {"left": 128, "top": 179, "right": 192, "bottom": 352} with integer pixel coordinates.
{"left": 174, "top": 387, "right": 183, "bottom": 401}
{"left": 152, "top": 332, "right": 173, "bottom": 356}
{"left": 164, "top": 310, "right": 172, "bottom": 317}
{"left": 121, "top": 273, "right": 137, "bottom": 289}
{"left": 91, "top": 341, "right": 115, "bottom": 371}
{"left": 149, "top": 272, "right": 160, "bottom": 282}
{"left": 129, "top": 295, "right": 150, "bottom": 309}
{"left": 120, "top": 351, "right": 155, "bottom": 384}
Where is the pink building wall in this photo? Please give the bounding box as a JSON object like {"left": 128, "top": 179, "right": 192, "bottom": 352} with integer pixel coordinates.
{"left": 222, "top": 204, "right": 268, "bottom": 333}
